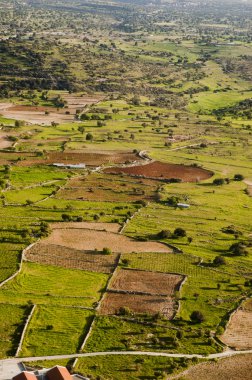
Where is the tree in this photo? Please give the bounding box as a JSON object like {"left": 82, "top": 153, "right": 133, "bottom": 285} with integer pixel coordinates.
{"left": 190, "top": 310, "right": 205, "bottom": 323}
{"left": 213, "top": 256, "right": 226, "bottom": 266}
{"left": 174, "top": 227, "right": 186, "bottom": 237}
{"left": 78, "top": 126, "right": 85, "bottom": 134}
{"left": 229, "top": 242, "right": 248, "bottom": 256}
{"left": 102, "top": 247, "right": 112, "bottom": 255}
{"left": 62, "top": 213, "right": 71, "bottom": 222}
{"left": 213, "top": 178, "right": 225, "bottom": 186}
{"left": 86, "top": 132, "right": 93, "bottom": 141}
{"left": 157, "top": 229, "right": 172, "bottom": 239}
{"left": 234, "top": 174, "right": 244, "bottom": 181}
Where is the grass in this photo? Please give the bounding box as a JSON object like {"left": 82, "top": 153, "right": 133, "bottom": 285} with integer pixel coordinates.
{"left": 83, "top": 316, "right": 221, "bottom": 355}
{"left": 20, "top": 305, "right": 94, "bottom": 357}
{"left": 120, "top": 252, "right": 244, "bottom": 327}
{"left": 74, "top": 354, "right": 195, "bottom": 380}
{"left": 0, "top": 303, "right": 30, "bottom": 357}
{"left": 0, "top": 262, "right": 109, "bottom": 307}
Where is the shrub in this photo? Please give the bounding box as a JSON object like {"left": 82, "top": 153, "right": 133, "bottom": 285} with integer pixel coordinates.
{"left": 86, "top": 132, "right": 93, "bottom": 141}
{"left": 62, "top": 213, "right": 71, "bottom": 222}
{"left": 102, "top": 247, "right": 112, "bottom": 255}
{"left": 174, "top": 227, "right": 187, "bottom": 237}
{"left": 229, "top": 242, "right": 248, "bottom": 256}
{"left": 157, "top": 229, "right": 172, "bottom": 239}
{"left": 190, "top": 310, "right": 205, "bottom": 323}
{"left": 234, "top": 174, "right": 245, "bottom": 181}
{"left": 213, "top": 178, "right": 225, "bottom": 186}
{"left": 213, "top": 256, "right": 226, "bottom": 266}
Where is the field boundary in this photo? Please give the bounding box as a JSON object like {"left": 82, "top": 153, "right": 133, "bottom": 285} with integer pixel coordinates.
{"left": 0, "top": 241, "right": 39, "bottom": 289}
{"left": 16, "top": 304, "right": 37, "bottom": 357}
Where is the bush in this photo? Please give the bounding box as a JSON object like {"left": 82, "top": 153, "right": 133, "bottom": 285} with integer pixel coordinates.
{"left": 213, "top": 256, "right": 226, "bottom": 266}
{"left": 102, "top": 247, "right": 112, "bottom": 255}
{"left": 157, "top": 229, "right": 172, "bottom": 239}
{"left": 86, "top": 132, "right": 93, "bottom": 141}
{"left": 174, "top": 227, "right": 186, "bottom": 237}
{"left": 234, "top": 174, "right": 245, "bottom": 181}
{"left": 190, "top": 311, "right": 205, "bottom": 323}
{"left": 62, "top": 213, "right": 71, "bottom": 222}
{"left": 229, "top": 242, "right": 248, "bottom": 256}
{"left": 213, "top": 178, "right": 225, "bottom": 186}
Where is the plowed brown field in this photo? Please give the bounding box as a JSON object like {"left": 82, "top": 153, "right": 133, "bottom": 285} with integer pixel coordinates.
{"left": 17, "top": 150, "right": 141, "bottom": 167}
{"left": 104, "top": 161, "right": 212, "bottom": 182}
{"left": 109, "top": 269, "right": 183, "bottom": 295}
{"left": 43, "top": 226, "right": 171, "bottom": 253}
{"left": 171, "top": 354, "right": 252, "bottom": 380}
{"left": 220, "top": 299, "right": 252, "bottom": 350}
{"left": 99, "top": 292, "right": 175, "bottom": 318}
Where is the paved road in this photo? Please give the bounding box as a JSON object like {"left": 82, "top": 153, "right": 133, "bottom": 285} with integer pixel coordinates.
{"left": 1, "top": 349, "right": 252, "bottom": 379}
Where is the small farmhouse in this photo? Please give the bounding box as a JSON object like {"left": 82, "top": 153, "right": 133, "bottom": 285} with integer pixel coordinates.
{"left": 52, "top": 163, "right": 86, "bottom": 169}
{"left": 177, "top": 203, "right": 190, "bottom": 209}
{"left": 13, "top": 372, "right": 37, "bottom": 380}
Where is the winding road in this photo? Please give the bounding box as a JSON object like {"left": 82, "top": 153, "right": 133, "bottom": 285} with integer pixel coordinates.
{"left": 1, "top": 349, "right": 252, "bottom": 379}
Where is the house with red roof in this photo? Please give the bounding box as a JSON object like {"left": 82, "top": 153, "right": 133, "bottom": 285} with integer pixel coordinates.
{"left": 12, "top": 372, "right": 37, "bottom": 380}
{"left": 46, "top": 366, "right": 73, "bottom": 380}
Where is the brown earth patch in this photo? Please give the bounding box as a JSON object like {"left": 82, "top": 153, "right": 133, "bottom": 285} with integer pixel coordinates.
{"left": 220, "top": 299, "right": 252, "bottom": 350}
{"left": 57, "top": 174, "right": 158, "bottom": 202}
{"left": 42, "top": 226, "right": 171, "bottom": 254}
{"left": 171, "top": 354, "right": 252, "bottom": 380}
{"left": 0, "top": 133, "right": 13, "bottom": 149}
{"left": 99, "top": 292, "right": 175, "bottom": 318}
{"left": 17, "top": 150, "right": 141, "bottom": 167}
{"left": 0, "top": 109, "right": 74, "bottom": 125}
{"left": 103, "top": 161, "right": 212, "bottom": 182}
{"left": 25, "top": 243, "right": 119, "bottom": 274}
{"left": 62, "top": 93, "right": 105, "bottom": 110}
{"left": 109, "top": 269, "right": 183, "bottom": 296}
{"left": 50, "top": 222, "right": 121, "bottom": 233}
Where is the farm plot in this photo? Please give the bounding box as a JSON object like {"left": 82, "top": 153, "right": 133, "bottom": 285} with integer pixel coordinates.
{"left": 99, "top": 269, "right": 183, "bottom": 318}
{"left": 0, "top": 262, "right": 108, "bottom": 308}
{"left": 41, "top": 225, "right": 171, "bottom": 253}
{"left": 0, "top": 303, "right": 30, "bottom": 358}
{"left": 16, "top": 150, "right": 141, "bottom": 167}
{"left": 20, "top": 305, "right": 93, "bottom": 357}
{"left": 0, "top": 104, "right": 74, "bottom": 125}
{"left": 109, "top": 269, "right": 184, "bottom": 295}
{"left": 62, "top": 93, "right": 105, "bottom": 111}
{"left": 99, "top": 292, "right": 175, "bottom": 318}
{"left": 57, "top": 173, "right": 158, "bottom": 202}
{"left": 103, "top": 161, "right": 212, "bottom": 182}
{"left": 220, "top": 298, "right": 252, "bottom": 350}
{"left": 25, "top": 243, "right": 119, "bottom": 274}
{"left": 175, "top": 354, "right": 252, "bottom": 380}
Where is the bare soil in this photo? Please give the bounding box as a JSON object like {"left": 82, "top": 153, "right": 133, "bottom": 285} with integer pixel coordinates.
{"left": 99, "top": 292, "right": 175, "bottom": 318}
{"left": 50, "top": 222, "right": 121, "bottom": 233}
{"left": 25, "top": 243, "right": 119, "bottom": 273}
{"left": 171, "top": 354, "right": 252, "bottom": 380}
{"left": 42, "top": 226, "right": 171, "bottom": 254}
{"left": 0, "top": 94, "right": 105, "bottom": 125}
{"left": 109, "top": 269, "right": 183, "bottom": 295}
{"left": 0, "top": 133, "right": 13, "bottom": 149}
{"left": 57, "top": 174, "right": 158, "bottom": 202}
{"left": 220, "top": 299, "right": 252, "bottom": 350}
{"left": 17, "top": 150, "right": 141, "bottom": 167}
{"left": 103, "top": 161, "right": 212, "bottom": 182}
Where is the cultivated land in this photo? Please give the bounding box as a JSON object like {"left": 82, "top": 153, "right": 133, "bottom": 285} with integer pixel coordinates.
{"left": 39, "top": 225, "right": 171, "bottom": 253}
{"left": 0, "top": 0, "right": 252, "bottom": 379}
{"left": 220, "top": 299, "right": 252, "bottom": 350}
{"left": 104, "top": 161, "right": 213, "bottom": 182}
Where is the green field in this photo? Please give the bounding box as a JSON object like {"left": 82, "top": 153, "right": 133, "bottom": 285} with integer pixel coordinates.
{"left": 0, "top": 262, "right": 109, "bottom": 307}
{"left": 20, "top": 305, "right": 93, "bottom": 356}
